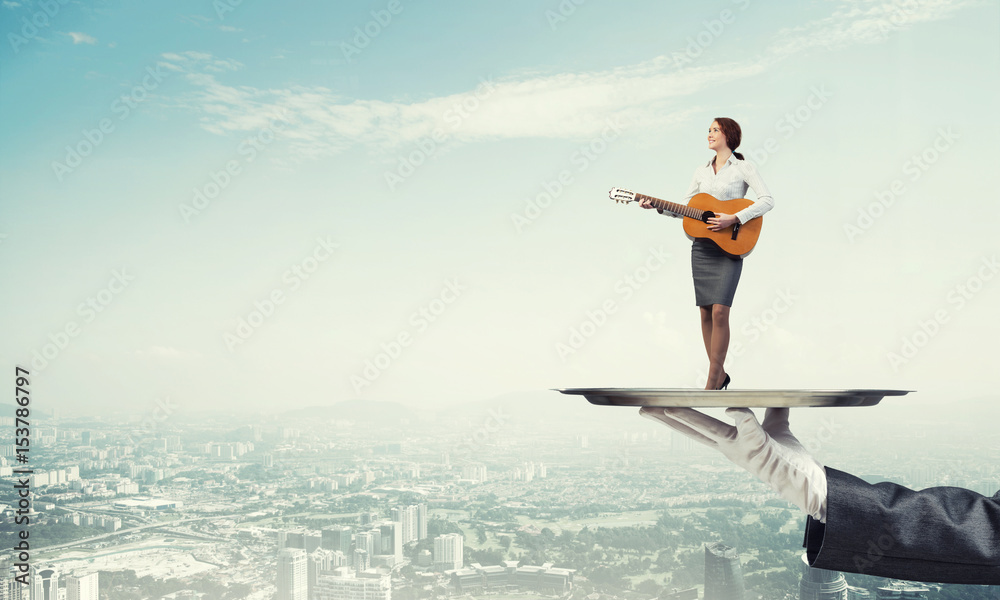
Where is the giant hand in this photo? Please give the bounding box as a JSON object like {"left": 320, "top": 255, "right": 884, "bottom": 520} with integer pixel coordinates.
{"left": 639, "top": 407, "right": 828, "bottom": 522}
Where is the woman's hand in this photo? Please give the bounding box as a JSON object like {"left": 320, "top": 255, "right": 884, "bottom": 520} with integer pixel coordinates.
{"left": 639, "top": 198, "right": 657, "bottom": 210}
{"left": 707, "top": 212, "right": 738, "bottom": 231}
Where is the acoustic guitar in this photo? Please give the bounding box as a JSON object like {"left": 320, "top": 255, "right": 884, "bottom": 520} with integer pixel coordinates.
{"left": 609, "top": 188, "right": 763, "bottom": 257}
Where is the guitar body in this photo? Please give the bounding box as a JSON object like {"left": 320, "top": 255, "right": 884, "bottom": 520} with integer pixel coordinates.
{"left": 608, "top": 187, "right": 763, "bottom": 258}
{"left": 681, "top": 193, "right": 762, "bottom": 258}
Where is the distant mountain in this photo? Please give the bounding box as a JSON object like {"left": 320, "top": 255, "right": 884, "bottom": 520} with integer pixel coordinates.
{"left": 281, "top": 399, "right": 417, "bottom": 423}
{"left": 0, "top": 402, "right": 54, "bottom": 418}
{"left": 439, "top": 388, "right": 624, "bottom": 426}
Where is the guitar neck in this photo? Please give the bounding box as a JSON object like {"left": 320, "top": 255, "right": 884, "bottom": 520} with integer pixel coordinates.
{"left": 635, "top": 193, "right": 703, "bottom": 219}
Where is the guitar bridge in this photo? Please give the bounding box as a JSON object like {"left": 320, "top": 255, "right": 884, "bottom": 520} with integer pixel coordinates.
{"left": 731, "top": 223, "right": 741, "bottom": 240}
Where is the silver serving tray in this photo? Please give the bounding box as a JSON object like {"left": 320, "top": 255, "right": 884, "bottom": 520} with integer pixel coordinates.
{"left": 556, "top": 388, "right": 911, "bottom": 408}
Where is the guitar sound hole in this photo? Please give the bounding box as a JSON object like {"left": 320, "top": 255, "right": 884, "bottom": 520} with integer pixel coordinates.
{"left": 700, "top": 210, "right": 713, "bottom": 223}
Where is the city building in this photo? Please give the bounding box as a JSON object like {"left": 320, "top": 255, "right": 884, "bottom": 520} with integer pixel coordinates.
{"left": 1, "top": 564, "right": 27, "bottom": 600}
{"left": 353, "top": 549, "right": 370, "bottom": 573}
{"left": 322, "top": 525, "right": 352, "bottom": 554}
{"left": 417, "top": 503, "right": 427, "bottom": 540}
{"left": 389, "top": 503, "right": 427, "bottom": 544}
{"left": 433, "top": 533, "right": 464, "bottom": 571}
{"left": 704, "top": 542, "right": 746, "bottom": 600}
{"left": 308, "top": 549, "right": 346, "bottom": 599}
{"left": 848, "top": 588, "right": 873, "bottom": 600}
{"left": 449, "top": 562, "right": 574, "bottom": 594}
{"left": 66, "top": 572, "right": 99, "bottom": 600}
{"left": 798, "top": 554, "right": 847, "bottom": 600}
{"left": 30, "top": 567, "right": 59, "bottom": 600}
{"left": 355, "top": 531, "right": 376, "bottom": 556}
{"left": 874, "top": 583, "right": 930, "bottom": 599}
{"left": 379, "top": 521, "right": 402, "bottom": 560}
{"left": 313, "top": 567, "right": 390, "bottom": 600}
{"left": 461, "top": 464, "right": 487, "bottom": 483}
{"left": 277, "top": 548, "right": 308, "bottom": 600}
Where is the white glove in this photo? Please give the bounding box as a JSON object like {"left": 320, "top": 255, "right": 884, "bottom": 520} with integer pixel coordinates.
{"left": 639, "top": 407, "right": 828, "bottom": 523}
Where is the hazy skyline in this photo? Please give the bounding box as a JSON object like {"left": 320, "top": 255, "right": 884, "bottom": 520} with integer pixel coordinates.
{"left": 1, "top": 0, "right": 999, "bottom": 416}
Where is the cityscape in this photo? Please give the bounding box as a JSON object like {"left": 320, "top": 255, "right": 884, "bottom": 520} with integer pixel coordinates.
{"left": 1, "top": 393, "right": 997, "bottom": 599}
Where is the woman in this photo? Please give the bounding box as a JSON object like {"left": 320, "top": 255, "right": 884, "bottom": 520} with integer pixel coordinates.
{"left": 640, "top": 118, "right": 773, "bottom": 390}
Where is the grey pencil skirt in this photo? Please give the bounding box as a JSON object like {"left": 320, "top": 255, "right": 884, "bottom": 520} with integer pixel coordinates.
{"left": 691, "top": 238, "right": 742, "bottom": 307}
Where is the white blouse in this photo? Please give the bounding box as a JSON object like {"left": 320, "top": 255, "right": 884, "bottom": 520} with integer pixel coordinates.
{"left": 660, "top": 154, "right": 774, "bottom": 224}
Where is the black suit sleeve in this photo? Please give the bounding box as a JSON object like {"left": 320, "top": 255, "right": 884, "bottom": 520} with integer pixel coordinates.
{"left": 802, "top": 467, "right": 1000, "bottom": 585}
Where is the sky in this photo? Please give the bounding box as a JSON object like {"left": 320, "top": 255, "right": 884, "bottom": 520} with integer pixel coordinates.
{"left": 1, "top": 0, "right": 999, "bottom": 418}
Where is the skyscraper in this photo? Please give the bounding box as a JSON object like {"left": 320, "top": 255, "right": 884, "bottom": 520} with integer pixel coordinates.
{"left": 354, "top": 549, "right": 371, "bottom": 573}
{"left": 416, "top": 503, "right": 428, "bottom": 540}
{"left": 277, "top": 548, "right": 308, "bottom": 600}
{"left": 703, "top": 543, "right": 745, "bottom": 600}
{"left": 391, "top": 506, "right": 415, "bottom": 544}
{"left": 355, "top": 531, "right": 376, "bottom": 557}
{"left": 280, "top": 530, "right": 306, "bottom": 550}
{"left": 379, "top": 521, "right": 403, "bottom": 560}
{"left": 433, "top": 533, "right": 464, "bottom": 571}
{"left": 798, "top": 554, "right": 847, "bottom": 600}
{"left": 30, "top": 567, "right": 59, "bottom": 600}
{"left": 66, "top": 572, "right": 99, "bottom": 600}
{"left": 322, "top": 525, "right": 352, "bottom": 554}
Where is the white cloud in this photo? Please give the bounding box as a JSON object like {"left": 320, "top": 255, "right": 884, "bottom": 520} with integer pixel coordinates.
{"left": 159, "top": 0, "right": 977, "bottom": 162}
{"left": 68, "top": 32, "right": 97, "bottom": 45}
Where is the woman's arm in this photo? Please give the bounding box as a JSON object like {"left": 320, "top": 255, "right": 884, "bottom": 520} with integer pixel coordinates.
{"left": 734, "top": 161, "right": 774, "bottom": 224}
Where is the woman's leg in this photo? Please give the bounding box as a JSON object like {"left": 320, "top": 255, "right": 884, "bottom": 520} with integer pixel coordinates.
{"left": 699, "top": 305, "right": 713, "bottom": 358}
{"left": 704, "top": 304, "right": 731, "bottom": 390}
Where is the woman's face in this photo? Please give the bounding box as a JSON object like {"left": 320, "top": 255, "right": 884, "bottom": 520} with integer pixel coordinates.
{"left": 708, "top": 121, "right": 727, "bottom": 152}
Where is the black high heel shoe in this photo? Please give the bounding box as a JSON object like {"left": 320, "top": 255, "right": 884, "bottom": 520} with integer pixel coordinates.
{"left": 717, "top": 373, "right": 731, "bottom": 390}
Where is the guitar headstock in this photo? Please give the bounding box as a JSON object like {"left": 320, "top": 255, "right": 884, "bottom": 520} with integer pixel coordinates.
{"left": 609, "top": 187, "right": 637, "bottom": 204}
